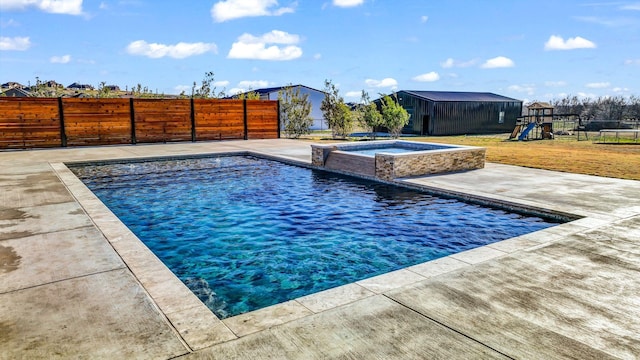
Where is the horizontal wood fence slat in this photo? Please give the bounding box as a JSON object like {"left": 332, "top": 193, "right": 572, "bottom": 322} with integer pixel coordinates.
{"left": 0, "top": 98, "right": 60, "bottom": 149}
{"left": 0, "top": 97, "right": 279, "bottom": 149}
{"left": 63, "top": 98, "right": 132, "bottom": 146}
{"left": 246, "top": 100, "right": 279, "bottom": 140}
{"left": 134, "top": 98, "right": 192, "bottom": 143}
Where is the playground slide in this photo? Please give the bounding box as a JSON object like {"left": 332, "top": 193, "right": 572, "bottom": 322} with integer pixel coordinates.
{"left": 518, "top": 122, "right": 536, "bottom": 141}
{"left": 509, "top": 124, "right": 521, "bottom": 139}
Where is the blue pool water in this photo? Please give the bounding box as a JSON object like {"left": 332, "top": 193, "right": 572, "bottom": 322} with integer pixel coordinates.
{"left": 71, "top": 156, "right": 559, "bottom": 318}
{"left": 348, "top": 146, "right": 419, "bottom": 156}
{"left": 344, "top": 143, "right": 452, "bottom": 156}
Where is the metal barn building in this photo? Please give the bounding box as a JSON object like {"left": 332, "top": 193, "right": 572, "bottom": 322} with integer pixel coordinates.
{"left": 390, "top": 90, "right": 522, "bottom": 135}
{"left": 250, "top": 85, "right": 329, "bottom": 130}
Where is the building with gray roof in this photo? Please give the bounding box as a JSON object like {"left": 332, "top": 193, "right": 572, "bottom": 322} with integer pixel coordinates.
{"left": 382, "top": 90, "right": 522, "bottom": 135}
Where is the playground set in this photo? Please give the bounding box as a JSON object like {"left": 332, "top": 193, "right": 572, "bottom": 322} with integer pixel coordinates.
{"left": 509, "top": 102, "right": 587, "bottom": 141}
{"left": 510, "top": 102, "right": 555, "bottom": 141}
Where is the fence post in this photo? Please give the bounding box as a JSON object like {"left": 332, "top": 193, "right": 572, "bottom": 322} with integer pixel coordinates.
{"left": 57, "top": 97, "right": 67, "bottom": 147}
{"left": 129, "top": 98, "right": 136, "bottom": 144}
{"left": 277, "top": 100, "right": 281, "bottom": 138}
{"left": 190, "top": 98, "right": 196, "bottom": 142}
{"left": 243, "top": 99, "right": 248, "bottom": 140}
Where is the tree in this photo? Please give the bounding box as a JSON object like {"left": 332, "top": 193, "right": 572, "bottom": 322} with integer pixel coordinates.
{"left": 579, "top": 97, "right": 597, "bottom": 120}
{"left": 97, "top": 81, "right": 111, "bottom": 98}
{"left": 596, "top": 96, "right": 626, "bottom": 121}
{"left": 320, "top": 79, "right": 353, "bottom": 138}
{"left": 335, "top": 102, "right": 354, "bottom": 138}
{"left": 625, "top": 95, "right": 640, "bottom": 120}
{"left": 235, "top": 90, "right": 261, "bottom": 100}
{"left": 131, "top": 83, "right": 154, "bottom": 98}
{"left": 380, "top": 94, "right": 410, "bottom": 138}
{"left": 552, "top": 95, "right": 581, "bottom": 115}
{"left": 358, "top": 90, "right": 383, "bottom": 139}
{"left": 192, "top": 71, "right": 225, "bottom": 98}
{"left": 30, "top": 77, "right": 47, "bottom": 97}
{"left": 278, "top": 85, "right": 314, "bottom": 139}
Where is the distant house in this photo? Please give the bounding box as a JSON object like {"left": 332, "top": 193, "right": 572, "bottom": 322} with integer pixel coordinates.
{"left": 0, "top": 87, "right": 32, "bottom": 97}
{"left": 236, "top": 85, "right": 329, "bottom": 130}
{"left": 68, "top": 82, "right": 94, "bottom": 90}
{"left": 376, "top": 90, "right": 523, "bottom": 135}
{"left": 1, "top": 82, "right": 25, "bottom": 89}
{"left": 106, "top": 85, "right": 120, "bottom": 91}
{"left": 44, "top": 80, "right": 63, "bottom": 89}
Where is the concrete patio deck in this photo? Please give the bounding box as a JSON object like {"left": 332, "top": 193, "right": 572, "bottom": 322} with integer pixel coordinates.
{"left": 1, "top": 139, "right": 639, "bottom": 359}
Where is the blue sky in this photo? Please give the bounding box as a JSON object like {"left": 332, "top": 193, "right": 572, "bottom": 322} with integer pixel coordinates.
{"left": 1, "top": 0, "right": 639, "bottom": 102}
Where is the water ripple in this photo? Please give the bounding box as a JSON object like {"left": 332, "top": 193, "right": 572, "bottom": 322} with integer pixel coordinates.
{"left": 72, "top": 155, "right": 559, "bottom": 318}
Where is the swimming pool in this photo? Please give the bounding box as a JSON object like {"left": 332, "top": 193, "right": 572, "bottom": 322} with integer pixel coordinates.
{"left": 71, "top": 155, "right": 560, "bottom": 319}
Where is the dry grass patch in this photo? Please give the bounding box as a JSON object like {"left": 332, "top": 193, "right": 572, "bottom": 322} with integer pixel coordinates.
{"left": 421, "top": 135, "right": 640, "bottom": 181}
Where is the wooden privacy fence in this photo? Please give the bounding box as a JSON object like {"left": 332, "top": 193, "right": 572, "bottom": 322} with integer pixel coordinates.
{"left": 0, "top": 97, "right": 280, "bottom": 149}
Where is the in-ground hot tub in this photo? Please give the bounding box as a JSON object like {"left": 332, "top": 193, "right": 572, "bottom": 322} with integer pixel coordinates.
{"left": 311, "top": 140, "right": 486, "bottom": 180}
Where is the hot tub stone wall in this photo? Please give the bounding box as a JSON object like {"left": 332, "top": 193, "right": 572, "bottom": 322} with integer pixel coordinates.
{"left": 311, "top": 145, "right": 336, "bottom": 166}
{"left": 325, "top": 151, "right": 376, "bottom": 177}
{"left": 375, "top": 148, "right": 486, "bottom": 181}
{"left": 311, "top": 142, "right": 485, "bottom": 181}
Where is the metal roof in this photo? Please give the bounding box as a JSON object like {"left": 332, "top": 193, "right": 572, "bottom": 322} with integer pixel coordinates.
{"left": 401, "top": 90, "right": 521, "bottom": 102}
{"left": 252, "top": 84, "right": 327, "bottom": 96}
{"left": 527, "top": 101, "right": 554, "bottom": 109}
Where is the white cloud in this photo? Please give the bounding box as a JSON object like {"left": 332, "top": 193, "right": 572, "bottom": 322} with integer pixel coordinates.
{"left": 0, "top": 0, "right": 83, "bottom": 15}
{"left": 345, "top": 91, "right": 361, "bottom": 98}
{"left": 621, "top": 3, "right": 640, "bottom": 10}
{"left": 0, "top": 36, "right": 30, "bottom": 50}
{"left": 1, "top": 18, "right": 20, "bottom": 28}
{"left": 585, "top": 82, "right": 610, "bottom": 88}
{"left": 440, "top": 57, "right": 477, "bottom": 68}
{"left": 481, "top": 56, "right": 515, "bottom": 69}
{"left": 577, "top": 92, "right": 597, "bottom": 98}
{"left": 50, "top": 54, "right": 71, "bottom": 63}
{"left": 625, "top": 59, "right": 640, "bottom": 65}
{"left": 544, "top": 81, "right": 567, "bottom": 87}
{"left": 441, "top": 58, "right": 454, "bottom": 68}
{"left": 365, "top": 78, "right": 398, "bottom": 89}
{"left": 573, "top": 16, "right": 633, "bottom": 28}
{"left": 211, "top": 0, "right": 294, "bottom": 22}
{"left": 544, "top": 35, "right": 596, "bottom": 50}
{"left": 228, "top": 30, "right": 302, "bottom": 61}
{"left": 313, "top": 53, "right": 321, "bottom": 60}
{"left": 174, "top": 85, "right": 191, "bottom": 93}
{"left": 420, "top": 15, "right": 428, "bottom": 23}
{"left": 126, "top": 40, "right": 217, "bottom": 59}
{"left": 228, "top": 88, "right": 244, "bottom": 95}
{"left": 412, "top": 72, "right": 440, "bottom": 82}
{"left": 238, "top": 80, "right": 269, "bottom": 89}
{"left": 213, "top": 80, "right": 230, "bottom": 87}
{"left": 612, "top": 87, "right": 630, "bottom": 93}
{"left": 257, "top": 30, "right": 299, "bottom": 44}
{"left": 333, "top": 0, "right": 364, "bottom": 7}
{"left": 508, "top": 84, "right": 535, "bottom": 95}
